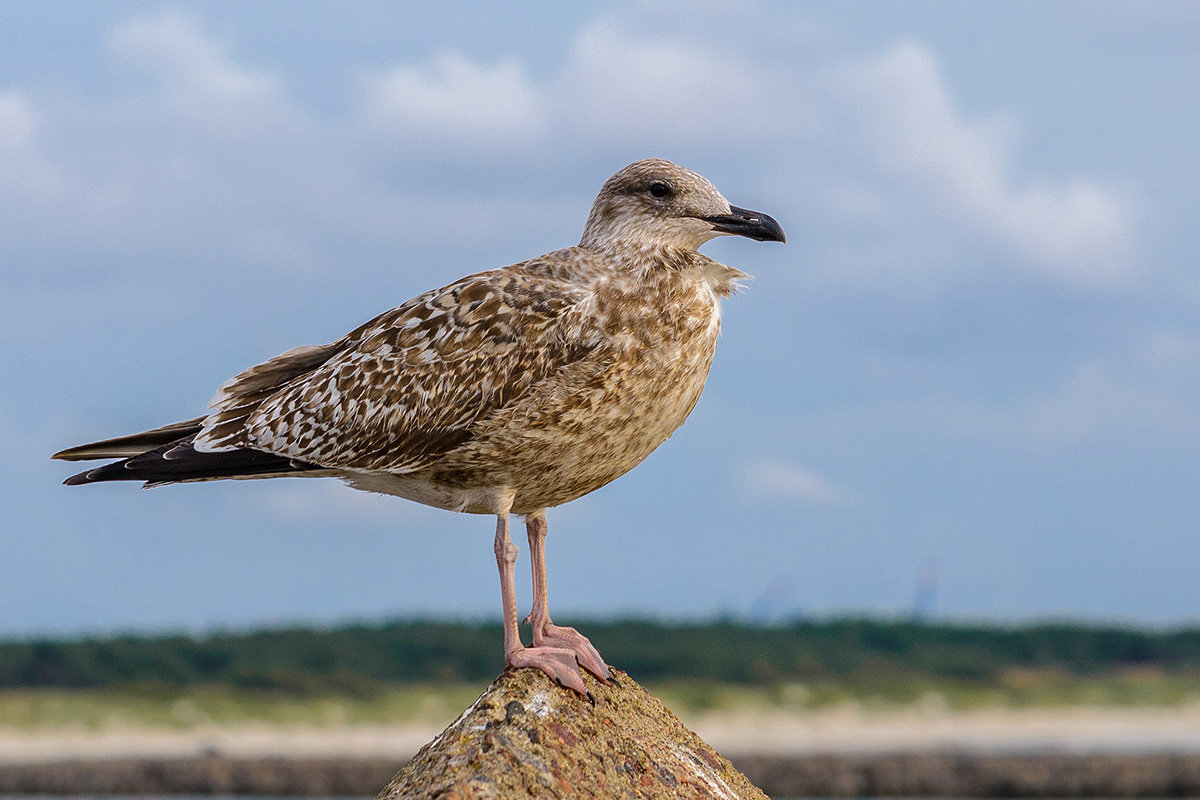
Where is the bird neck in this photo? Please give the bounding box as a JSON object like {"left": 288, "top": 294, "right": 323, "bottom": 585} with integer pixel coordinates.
{"left": 582, "top": 239, "right": 698, "bottom": 270}
{"left": 579, "top": 242, "right": 749, "bottom": 298}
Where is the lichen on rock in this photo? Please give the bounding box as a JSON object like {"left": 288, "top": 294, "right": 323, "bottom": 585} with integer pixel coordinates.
{"left": 375, "top": 668, "right": 768, "bottom": 800}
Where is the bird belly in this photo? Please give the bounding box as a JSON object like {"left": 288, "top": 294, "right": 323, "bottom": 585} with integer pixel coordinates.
{"left": 425, "top": 311, "right": 720, "bottom": 514}
{"left": 339, "top": 340, "right": 714, "bottom": 517}
{"left": 338, "top": 470, "right": 511, "bottom": 515}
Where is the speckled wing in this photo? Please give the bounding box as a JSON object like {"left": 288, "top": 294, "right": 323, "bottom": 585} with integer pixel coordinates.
{"left": 195, "top": 267, "right": 601, "bottom": 473}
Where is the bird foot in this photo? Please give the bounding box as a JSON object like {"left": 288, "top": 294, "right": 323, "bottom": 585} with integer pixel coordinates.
{"left": 506, "top": 645, "right": 589, "bottom": 694}
{"left": 532, "top": 622, "right": 612, "bottom": 682}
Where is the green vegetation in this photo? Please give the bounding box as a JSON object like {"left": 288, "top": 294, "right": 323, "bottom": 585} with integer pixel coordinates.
{"left": 3, "top": 670, "right": 1200, "bottom": 732}
{"left": 0, "top": 683, "right": 483, "bottom": 730}
{"left": 653, "top": 669, "right": 1200, "bottom": 712}
{"left": 3, "top": 618, "right": 1200, "bottom": 695}
{"left": 3, "top": 620, "right": 1200, "bottom": 729}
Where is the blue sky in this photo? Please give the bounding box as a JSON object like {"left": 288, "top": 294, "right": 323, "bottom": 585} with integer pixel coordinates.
{"left": 2, "top": 1, "right": 1198, "bottom": 635}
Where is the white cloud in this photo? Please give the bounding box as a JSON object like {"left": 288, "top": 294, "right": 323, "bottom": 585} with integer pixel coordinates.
{"left": 0, "top": 92, "right": 68, "bottom": 203}
{"left": 554, "top": 22, "right": 779, "bottom": 147}
{"left": 0, "top": 93, "right": 34, "bottom": 149}
{"left": 741, "top": 458, "right": 845, "bottom": 504}
{"left": 0, "top": 11, "right": 388, "bottom": 279}
{"left": 836, "top": 42, "right": 1137, "bottom": 287}
{"left": 0, "top": 9, "right": 1144, "bottom": 296}
{"left": 365, "top": 53, "right": 545, "bottom": 146}
{"left": 107, "top": 11, "right": 278, "bottom": 111}
{"left": 359, "top": 21, "right": 780, "bottom": 154}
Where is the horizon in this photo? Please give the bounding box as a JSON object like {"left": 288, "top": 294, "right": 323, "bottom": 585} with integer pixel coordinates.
{"left": 7, "top": 609, "right": 1200, "bottom": 644}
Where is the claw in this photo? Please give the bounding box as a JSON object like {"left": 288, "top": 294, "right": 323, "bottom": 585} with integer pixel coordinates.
{"left": 533, "top": 623, "right": 611, "bottom": 682}
{"left": 507, "top": 645, "right": 587, "bottom": 695}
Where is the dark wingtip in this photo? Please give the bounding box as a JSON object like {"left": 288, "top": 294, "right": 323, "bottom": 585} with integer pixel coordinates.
{"left": 63, "top": 470, "right": 96, "bottom": 486}
{"left": 62, "top": 458, "right": 134, "bottom": 486}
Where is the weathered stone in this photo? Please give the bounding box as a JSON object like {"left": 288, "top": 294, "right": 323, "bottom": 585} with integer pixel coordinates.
{"left": 375, "top": 668, "right": 768, "bottom": 800}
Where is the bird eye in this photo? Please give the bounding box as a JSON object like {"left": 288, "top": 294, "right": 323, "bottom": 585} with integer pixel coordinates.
{"left": 648, "top": 181, "right": 672, "bottom": 198}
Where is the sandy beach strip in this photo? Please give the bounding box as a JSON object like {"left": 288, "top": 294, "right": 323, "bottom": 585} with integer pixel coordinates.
{"left": 4, "top": 704, "right": 1200, "bottom": 763}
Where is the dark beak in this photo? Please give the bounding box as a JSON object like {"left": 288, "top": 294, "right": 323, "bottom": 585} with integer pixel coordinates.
{"left": 704, "top": 205, "right": 786, "bottom": 243}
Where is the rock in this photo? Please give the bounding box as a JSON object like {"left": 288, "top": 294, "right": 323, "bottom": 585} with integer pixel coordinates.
{"left": 375, "top": 668, "right": 768, "bottom": 800}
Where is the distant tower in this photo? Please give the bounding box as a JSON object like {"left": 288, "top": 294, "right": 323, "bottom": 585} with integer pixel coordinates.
{"left": 911, "top": 560, "right": 940, "bottom": 620}
{"left": 748, "top": 574, "right": 797, "bottom": 623}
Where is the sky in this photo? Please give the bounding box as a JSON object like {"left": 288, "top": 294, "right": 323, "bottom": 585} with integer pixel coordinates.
{"left": 1, "top": 0, "right": 1198, "bottom": 636}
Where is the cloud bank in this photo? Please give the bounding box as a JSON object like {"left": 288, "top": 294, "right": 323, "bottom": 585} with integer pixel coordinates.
{"left": 0, "top": 11, "right": 1139, "bottom": 293}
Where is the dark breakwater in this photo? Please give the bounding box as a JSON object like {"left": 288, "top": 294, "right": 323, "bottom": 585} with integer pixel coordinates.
{"left": 4, "top": 752, "right": 1200, "bottom": 797}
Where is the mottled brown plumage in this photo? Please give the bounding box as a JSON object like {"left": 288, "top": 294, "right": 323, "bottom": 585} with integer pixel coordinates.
{"left": 54, "top": 158, "right": 785, "bottom": 693}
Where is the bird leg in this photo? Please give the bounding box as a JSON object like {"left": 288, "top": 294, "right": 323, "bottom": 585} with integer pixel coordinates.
{"left": 525, "top": 511, "right": 612, "bottom": 681}
{"left": 493, "top": 512, "right": 587, "bottom": 694}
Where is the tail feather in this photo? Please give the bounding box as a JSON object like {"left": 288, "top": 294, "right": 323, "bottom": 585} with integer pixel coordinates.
{"left": 53, "top": 417, "right": 206, "bottom": 461}
{"left": 57, "top": 423, "right": 320, "bottom": 487}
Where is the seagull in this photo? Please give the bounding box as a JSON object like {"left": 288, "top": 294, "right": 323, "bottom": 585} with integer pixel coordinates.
{"left": 53, "top": 158, "right": 785, "bottom": 694}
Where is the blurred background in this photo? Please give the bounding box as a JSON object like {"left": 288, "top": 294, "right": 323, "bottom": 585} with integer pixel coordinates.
{"left": 1, "top": 1, "right": 1198, "bottom": 794}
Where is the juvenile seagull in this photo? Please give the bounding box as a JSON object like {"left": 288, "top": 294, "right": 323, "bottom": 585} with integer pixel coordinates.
{"left": 54, "top": 159, "right": 785, "bottom": 693}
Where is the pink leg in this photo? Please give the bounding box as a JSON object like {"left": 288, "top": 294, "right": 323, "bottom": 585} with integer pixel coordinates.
{"left": 526, "top": 510, "right": 611, "bottom": 681}
{"left": 493, "top": 512, "right": 587, "bottom": 694}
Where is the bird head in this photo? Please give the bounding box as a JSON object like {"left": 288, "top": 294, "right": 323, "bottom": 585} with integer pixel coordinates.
{"left": 580, "top": 158, "right": 785, "bottom": 251}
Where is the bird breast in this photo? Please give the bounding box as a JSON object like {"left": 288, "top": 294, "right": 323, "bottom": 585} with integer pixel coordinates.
{"left": 425, "top": 270, "right": 723, "bottom": 513}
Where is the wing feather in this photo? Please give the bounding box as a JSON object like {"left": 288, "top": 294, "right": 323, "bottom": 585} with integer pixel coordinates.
{"left": 193, "top": 340, "right": 351, "bottom": 453}
{"left": 197, "top": 265, "right": 602, "bottom": 473}
{"left": 53, "top": 417, "right": 206, "bottom": 461}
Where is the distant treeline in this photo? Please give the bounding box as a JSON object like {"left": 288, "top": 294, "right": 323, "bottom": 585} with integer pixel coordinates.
{"left": 3, "top": 619, "right": 1200, "bottom": 691}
